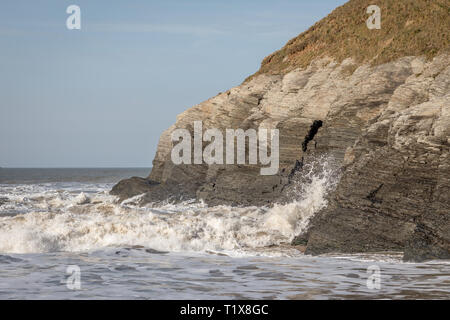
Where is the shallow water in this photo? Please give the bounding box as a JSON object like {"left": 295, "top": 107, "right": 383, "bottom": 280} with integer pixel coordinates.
{"left": 0, "top": 168, "right": 449, "bottom": 299}
{"left": 1, "top": 249, "right": 449, "bottom": 300}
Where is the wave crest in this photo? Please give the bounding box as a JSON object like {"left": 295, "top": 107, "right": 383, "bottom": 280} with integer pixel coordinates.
{"left": 0, "top": 157, "right": 340, "bottom": 255}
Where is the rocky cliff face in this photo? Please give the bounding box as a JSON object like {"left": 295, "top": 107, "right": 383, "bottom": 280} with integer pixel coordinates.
{"left": 111, "top": 0, "right": 449, "bottom": 261}
{"left": 303, "top": 54, "right": 450, "bottom": 262}
{"left": 112, "top": 54, "right": 449, "bottom": 261}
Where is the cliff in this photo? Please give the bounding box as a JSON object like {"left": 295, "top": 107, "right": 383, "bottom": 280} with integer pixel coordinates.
{"left": 111, "top": 0, "right": 450, "bottom": 261}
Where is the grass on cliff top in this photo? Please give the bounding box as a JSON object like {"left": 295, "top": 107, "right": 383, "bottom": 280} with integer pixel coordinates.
{"left": 246, "top": 0, "right": 449, "bottom": 81}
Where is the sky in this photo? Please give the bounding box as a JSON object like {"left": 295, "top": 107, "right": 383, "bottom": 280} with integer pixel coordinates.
{"left": 0, "top": 0, "right": 346, "bottom": 167}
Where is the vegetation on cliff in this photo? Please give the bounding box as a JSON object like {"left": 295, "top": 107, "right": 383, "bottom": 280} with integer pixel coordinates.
{"left": 247, "top": 0, "right": 449, "bottom": 81}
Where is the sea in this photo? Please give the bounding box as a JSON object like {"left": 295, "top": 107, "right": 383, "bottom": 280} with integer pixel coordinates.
{"left": 0, "top": 167, "right": 449, "bottom": 299}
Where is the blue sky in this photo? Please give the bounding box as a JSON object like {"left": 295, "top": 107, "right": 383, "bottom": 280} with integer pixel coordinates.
{"left": 0, "top": 0, "right": 346, "bottom": 167}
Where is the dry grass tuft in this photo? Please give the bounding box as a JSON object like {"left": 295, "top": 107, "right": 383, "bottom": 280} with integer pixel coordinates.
{"left": 245, "top": 0, "right": 449, "bottom": 82}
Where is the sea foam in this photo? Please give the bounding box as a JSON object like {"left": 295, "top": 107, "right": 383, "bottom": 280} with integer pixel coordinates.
{"left": 0, "top": 157, "right": 339, "bottom": 255}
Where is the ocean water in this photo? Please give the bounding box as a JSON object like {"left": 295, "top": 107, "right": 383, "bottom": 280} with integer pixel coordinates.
{"left": 0, "top": 167, "right": 449, "bottom": 300}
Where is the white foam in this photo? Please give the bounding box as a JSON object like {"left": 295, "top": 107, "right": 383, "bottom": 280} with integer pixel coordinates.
{"left": 0, "top": 158, "right": 339, "bottom": 255}
{"left": 73, "top": 192, "right": 91, "bottom": 205}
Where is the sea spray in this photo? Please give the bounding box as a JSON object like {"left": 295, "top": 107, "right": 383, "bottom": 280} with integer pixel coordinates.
{"left": 264, "top": 155, "right": 340, "bottom": 239}
{"left": 0, "top": 157, "right": 340, "bottom": 255}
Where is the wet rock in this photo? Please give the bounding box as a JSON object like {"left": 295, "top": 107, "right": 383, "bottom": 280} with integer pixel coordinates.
{"left": 110, "top": 6, "right": 449, "bottom": 261}
{"left": 403, "top": 224, "right": 450, "bottom": 262}
{"left": 112, "top": 54, "right": 449, "bottom": 262}
{"left": 305, "top": 55, "right": 450, "bottom": 262}
{"left": 145, "top": 248, "right": 168, "bottom": 255}
{"left": 0, "top": 197, "right": 8, "bottom": 206}
{"left": 110, "top": 177, "right": 160, "bottom": 202}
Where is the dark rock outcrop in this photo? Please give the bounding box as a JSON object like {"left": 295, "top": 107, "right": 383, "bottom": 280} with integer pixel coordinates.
{"left": 110, "top": 177, "right": 159, "bottom": 202}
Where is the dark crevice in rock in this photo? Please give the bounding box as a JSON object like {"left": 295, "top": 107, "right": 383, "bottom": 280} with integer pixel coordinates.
{"left": 302, "top": 120, "right": 323, "bottom": 152}
{"left": 366, "top": 183, "right": 384, "bottom": 204}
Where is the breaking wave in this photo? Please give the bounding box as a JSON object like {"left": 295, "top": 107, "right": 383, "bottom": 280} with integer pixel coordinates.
{"left": 0, "top": 157, "right": 339, "bottom": 255}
